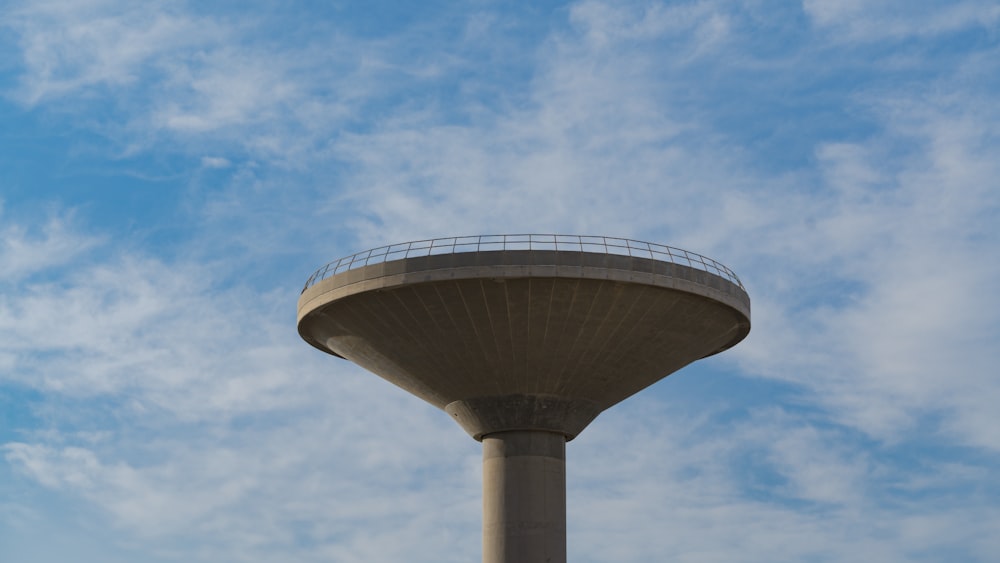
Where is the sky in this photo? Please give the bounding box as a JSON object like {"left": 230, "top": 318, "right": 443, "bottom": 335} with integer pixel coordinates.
{"left": 1, "top": 0, "right": 998, "bottom": 561}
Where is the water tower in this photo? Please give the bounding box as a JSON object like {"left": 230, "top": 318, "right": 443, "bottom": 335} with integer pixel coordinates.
{"left": 297, "top": 234, "right": 750, "bottom": 563}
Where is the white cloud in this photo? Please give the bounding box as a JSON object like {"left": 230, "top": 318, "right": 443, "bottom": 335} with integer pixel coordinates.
{"left": 744, "top": 82, "right": 1000, "bottom": 447}
{"left": 569, "top": 0, "right": 731, "bottom": 54}
{"left": 324, "top": 0, "right": 1000, "bottom": 460}
{"left": 0, "top": 211, "right": 483, "bottom": 561}
{"left": 1, "top": 0, "right": 481, "bottom": 167}
{"left": 0, "top": 211, "right": 102, "bottom": 282}
{"left": 331, "top": 4, "right": 744, "bottom": 246}
{"left": 1, "top": 253, "right": 303, "bottom": 418}
{"left": 802, "top": 0, "right": 1000, "bottom": 40}
{"left": 567, "top": 402, "right": 1000, "bottom": 562}
{"left": 4, "top": 0, "right": 224, "bottom": 104}
{"left": 199, "top": 156, "right": 230, "bottom": 168}
{"left": 3, "top": 416, "right": 483, "bottom": 561}
{"left": 3, "top": 1, "right": 319, "bottom": 164}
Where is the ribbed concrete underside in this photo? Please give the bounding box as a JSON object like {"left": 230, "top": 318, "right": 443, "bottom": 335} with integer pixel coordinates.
{"left": 303, "top": 275, "right": 743, "bottom": 404}
{"left": 299, "top": 248, "right": 750, "bottom": 563}
{"left": 298, "top": 251, "right": 750, "bottom": 437}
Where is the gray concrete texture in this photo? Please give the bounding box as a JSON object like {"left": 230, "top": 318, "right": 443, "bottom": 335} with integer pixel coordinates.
{"left": 298, "top": 249, "right": 750, "bottom": 439}
{"left": 483, "top": 431, "right": 566, "bottom": 563}
{"left": 297, "top": 246, "right": 751, "bottom": 563}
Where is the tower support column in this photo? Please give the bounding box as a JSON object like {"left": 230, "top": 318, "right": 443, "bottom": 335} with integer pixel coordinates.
{"left": 482, "top": 430, "right": 566, "bottom": 563}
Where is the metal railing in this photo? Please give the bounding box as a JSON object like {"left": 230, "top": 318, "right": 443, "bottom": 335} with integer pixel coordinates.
{"left": 303, "top": 234, "right": 744, "bottom": 292}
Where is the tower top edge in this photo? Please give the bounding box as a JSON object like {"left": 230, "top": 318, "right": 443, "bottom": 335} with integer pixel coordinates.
{"left": 302, "top": 234, "right": 745, "bottom": 293}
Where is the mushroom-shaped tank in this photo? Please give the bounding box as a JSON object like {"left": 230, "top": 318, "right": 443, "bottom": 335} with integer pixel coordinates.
{"left": 297, "top": 235, "right": 750, "bottom": 440}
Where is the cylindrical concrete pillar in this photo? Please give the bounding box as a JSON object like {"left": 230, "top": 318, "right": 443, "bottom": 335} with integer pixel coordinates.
{"left": 482, "top": 430, "right": 566, "bottom": 563}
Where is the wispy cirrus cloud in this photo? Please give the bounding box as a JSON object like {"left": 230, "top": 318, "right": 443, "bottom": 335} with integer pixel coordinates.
{"left": 1, "top": 0, "right": 501, "bottom": 166}
{"left": 4, "top": 0, "right": 225, "bottom": 103}
{"left": 0, "top": 213, "right": 481, "bottom": 561}
{"left": 571, "top": 402, "right": 1000, "bottom": 562}
{"left": 2, "top": 1, "right": 999, "bottom": 562}
{"left": 326, "top": 0, "right": 1000, "bottom": 459}
{"left": 731, "top": 77, "right": 1000, "bottom": 445}
{"left": 802, "top": 0, "right": 1000, "bottom": 40}
{"left": 0, "top": 211, "right": 102, "bottom": 282}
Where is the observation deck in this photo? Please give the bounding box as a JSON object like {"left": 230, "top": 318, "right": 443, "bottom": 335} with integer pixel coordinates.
{"left": 298, "top": 234, "right": 750, "bottom": 440}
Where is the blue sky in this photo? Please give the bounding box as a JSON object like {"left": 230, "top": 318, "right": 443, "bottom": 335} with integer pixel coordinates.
{"left": 1, "top": 0, "right": 999, "bottom": 561}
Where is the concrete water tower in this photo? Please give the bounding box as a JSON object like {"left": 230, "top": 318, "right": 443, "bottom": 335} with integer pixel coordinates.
{"left": 297, "top": 234, "right": 750, "bottom": 563}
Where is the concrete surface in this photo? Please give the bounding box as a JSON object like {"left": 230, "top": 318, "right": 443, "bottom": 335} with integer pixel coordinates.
{"left": 298, "top": 250, "right": 750, "bottom": 439}
{"left": 297, "top": 246, "right": 751, "bottom": 563}
{"left": 483, "top": 430, "right": 566, "bottom": 563}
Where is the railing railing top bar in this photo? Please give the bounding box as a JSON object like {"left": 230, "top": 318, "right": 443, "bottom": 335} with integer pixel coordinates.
{"left": 303, "top": 234, "right": 744, "bottom": 292}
